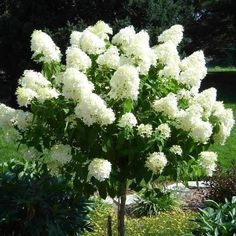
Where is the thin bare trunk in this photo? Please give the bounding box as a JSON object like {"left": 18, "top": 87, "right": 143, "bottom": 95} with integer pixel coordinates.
{"left": 118, "top": 180, "right": 127, "bottom": 236}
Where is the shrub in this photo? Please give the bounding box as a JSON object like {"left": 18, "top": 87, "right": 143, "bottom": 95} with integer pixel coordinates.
{"left": 131, "top": 186, "right": 181, "bottom": 216}
{"left": 0, "top": 160, "right": 93, "bottom": 236}
{"left": 192, "top": 197, "right": 236, "bottom": 236}
{"left": 206, "top": 165, "right": 236, "bottom": 203}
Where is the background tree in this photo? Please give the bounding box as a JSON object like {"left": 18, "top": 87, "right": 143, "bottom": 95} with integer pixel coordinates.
{"left": 0, "top": 0, "right": 195, "bottom": 106}
{"left": 186, "top": 0, "right": 236, "bottom": 66}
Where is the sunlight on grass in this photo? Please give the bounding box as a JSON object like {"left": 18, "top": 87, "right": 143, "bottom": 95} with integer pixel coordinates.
{"left": 208, "top": 67, "right": 236, "bottom": 73}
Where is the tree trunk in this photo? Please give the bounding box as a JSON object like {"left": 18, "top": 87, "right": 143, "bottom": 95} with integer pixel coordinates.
{"left": 118, "top": 180, "right": 127, "bottom": 236}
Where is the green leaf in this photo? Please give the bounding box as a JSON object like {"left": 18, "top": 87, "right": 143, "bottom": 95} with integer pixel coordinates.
{"left": 123, "top": 99, "right": 133, "bottom": 112}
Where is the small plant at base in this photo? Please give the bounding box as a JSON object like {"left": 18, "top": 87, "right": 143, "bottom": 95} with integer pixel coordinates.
{"left": 131, "top": 186, "right": 181, "bottom": 217}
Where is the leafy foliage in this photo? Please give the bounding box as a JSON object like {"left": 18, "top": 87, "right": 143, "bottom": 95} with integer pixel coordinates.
{"left": 192, "top": 197, "right": 236, "bottom": 236}
{"left": 0, "top": 160, "right": 93, "bottom": 236}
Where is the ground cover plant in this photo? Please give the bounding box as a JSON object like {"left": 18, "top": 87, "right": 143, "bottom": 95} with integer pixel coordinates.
{"left": 0, "top": 21, "right": 234, "bottom": 235}
{"left": 84, "top": 200, "right": 196, "bottom": 236}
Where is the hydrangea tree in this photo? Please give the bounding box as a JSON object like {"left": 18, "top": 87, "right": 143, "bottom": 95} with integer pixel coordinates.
{"left": 0, "top": 21, "right": 234, "bottom": 236}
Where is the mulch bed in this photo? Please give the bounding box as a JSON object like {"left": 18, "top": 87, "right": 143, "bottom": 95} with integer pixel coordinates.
{"left": 182, "top": 187, "right": 210, "bottom": 211}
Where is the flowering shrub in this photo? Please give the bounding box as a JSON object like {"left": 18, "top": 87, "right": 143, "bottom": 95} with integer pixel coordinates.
{"left": 0, "top": 20, "right": 234, "bottom": 234}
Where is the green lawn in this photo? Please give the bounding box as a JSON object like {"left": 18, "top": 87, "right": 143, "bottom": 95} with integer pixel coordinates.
{"left": 209, "top": 103, "right": 236, "bottom": 170}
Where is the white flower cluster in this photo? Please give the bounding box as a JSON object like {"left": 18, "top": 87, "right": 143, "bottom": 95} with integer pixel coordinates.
{"left": 80, "top": 31, "right": 106, "bottom": 55}
{"left": 74, "top": 92, "right": 115, "bottom": 126}
{"left": 70, "top": 21, "right": 112, "bottom": 55}
{"left": 137, "top": 124, "right": 153, "bottom": 137}
{"left": 179, "top": 51, "right": 207, "bottom": 89}
{"left": 158, "top": 25, "right": 184, "bottom": 46}
{"left": 119, "top": 113, "right": 137, "bottom": 128}
{"left": 157, "top": 123, "right": 171, "bottom": 139}
{"left": 0, "top": 104, "right": 17, "bottom": 128}
{"left": 50, "top": 144, "right": 72, "bottom": 164}
{"left": 61, "top": 68, "right": 94, "bottom": 101}
{"left": 153, "top": 93, "right": 179, "bottom": 118}
{"left": 97, "top": 46, "right": 120, "bottom": 69}
{"left": 154, "top": 42, "right": 180, "bottom": 78}
{"left": 154, "top": 25, "right": 183, "bottom": 78}
{"left": 109, "top": 65, "right": 140, "bottom": 100}
{"left": 112, "top": 26, "right": 136, "bottom": 50}
{"left": 113, "top": 27, "right": 156, "bottom": 75}
{"left": 23, "top": 147, "right": 41, "bottom": 160}
{"left": 190, "top": 88, "right": 217, "bottom": 118}
{"left": 15, "top": 110, "right": 33, "bottom": 130}
{"left": 87, "top": 20, "right": 113, "bottom": 40}
{"left": 61, "top": 68, "right": 115, "bottom": 127}
{"left": 145, "top": 152, "right": 167, "bottom": 174}
{"left": 70, "top": 31, "right": 82, "bottom": 47}
{"left": 0, "top": 104, "right": 33, "bottom": 130}
{"left": 16, "top": 70, "right": 59, "bottom": 106}
{"left": 199, "top": 151, "right": 218, "bottom": 176}
{"left": 88, "top": 158, "right": 112, "bottom": 181}
{"left": 66, "top": 46, "right": 92, "bottom": 72}
{"left": 170, "top": 145, "right": 182, "bottom": 156}
{"left": 212, "top": 102, "right": 235, "bottom": 144}
{"left": 31, "top": 30, "right": 61, "bottom": 63}
{"left": 176, "top": 108, "right": 213, "bottom": 143}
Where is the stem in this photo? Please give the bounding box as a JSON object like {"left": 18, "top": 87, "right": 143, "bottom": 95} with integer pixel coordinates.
{"left": 118, "top": 179, "right": 127, "bottom": 236}
{"left": 107, "top": 214, "right": 113, "bottom": 236}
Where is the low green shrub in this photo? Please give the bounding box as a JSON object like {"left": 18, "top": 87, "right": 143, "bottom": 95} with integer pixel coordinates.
{"left": 192, "top": 197, "right": 236, "bottom": 236}
{"left": 85, "top": 200, "right": 196, "bottom": 236}
{"left": 0, "top": 160, "right": 93, "bottom": 236}
{"left": 131, "top": 186, "right": 181, "bottom": 217}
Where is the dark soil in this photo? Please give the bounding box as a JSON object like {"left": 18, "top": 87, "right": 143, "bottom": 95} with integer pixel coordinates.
{"left": 182, "top": 188, "right": 210, "bottom": 211}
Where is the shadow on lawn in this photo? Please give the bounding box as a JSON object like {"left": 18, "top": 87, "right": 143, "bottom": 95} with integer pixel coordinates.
{"left": 202, "top": 72, "right": 236, "bottom": 103}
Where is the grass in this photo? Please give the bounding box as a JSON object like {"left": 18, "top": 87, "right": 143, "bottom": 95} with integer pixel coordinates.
{"left": 209, "top": 103, "right": 236, "bottom": 170}
{"left": 208, "top": 66, "right": 236, "bottom": 73}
